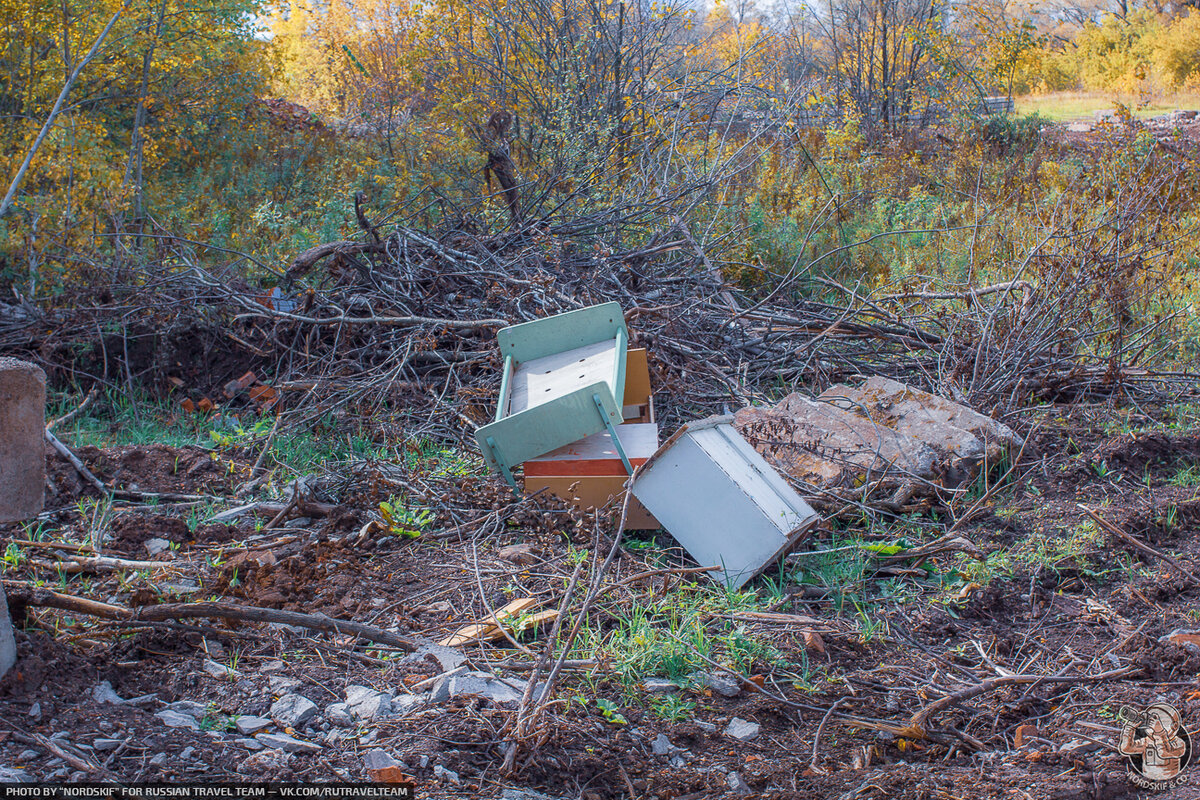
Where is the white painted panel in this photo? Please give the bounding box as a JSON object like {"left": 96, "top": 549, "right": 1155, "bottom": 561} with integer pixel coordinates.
{"left": 631, "top": 435, "right": 787, "bottom": 587}
{"left": 507, "top": 339, "right": 617, "bottom": 415}
{"left": 689, "top": 426, "right": 814, "bottom": 534}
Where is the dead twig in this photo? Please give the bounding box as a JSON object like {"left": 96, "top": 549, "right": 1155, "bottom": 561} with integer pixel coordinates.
{"left": 905, "top": 665, "right": 1139, "bottom": 737}
{"left": 46, "top": 387, "right": 98, "bottom": 432}
{"left": 29, "top": 555, "right": 178, "bottom": 574}
{"left": 809, "top": 696, "right": 851, "bottom": 774}
{"left": 6, "top": 729, "right": 110, "bottom": 777}
{"left": 614, "top": 564, "right": 722, "bottom": 587}
{"left": 1079, "top": 504, "right": 1200, "bottom": 586}
{"left": 43, "top": 428, "right": 109, "bottom": 496}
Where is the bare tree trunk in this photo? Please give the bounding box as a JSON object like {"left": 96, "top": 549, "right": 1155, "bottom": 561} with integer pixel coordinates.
{"left": 120, "top": 0, "right": 167, "bottom": 247}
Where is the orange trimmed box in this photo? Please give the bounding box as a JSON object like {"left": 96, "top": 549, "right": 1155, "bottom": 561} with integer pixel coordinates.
{"left": 522, "top": 348, "right": 659, "bottom": 529}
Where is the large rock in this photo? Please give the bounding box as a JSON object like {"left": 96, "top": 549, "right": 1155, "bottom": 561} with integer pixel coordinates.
{"left": 734, "top": 393, "right": 937, "bottom": 487}
{"left": 0, "top": 358, "right": 45, "bottom": 524}
{"left": 819, "top": 377, "right": 1021, "bottom": 467}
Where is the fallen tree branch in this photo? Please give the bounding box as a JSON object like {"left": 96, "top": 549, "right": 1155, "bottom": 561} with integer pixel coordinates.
{"left": 44, "top": 428, "right": 109, "bottom": 495}
{"left": 5, "top": 585, "right": 419, "bottom": 652}
{"left": 906, "top": 665, "right": 1139, "bottom": 736}
{"left": 1079, "top": 504, "right": 1200, "bottom": 586}
{"left": 46, "top": 388, "right": 98, "bottom": 433}
{"left": 29, "top": 555, "right": 178, "bottom": 574}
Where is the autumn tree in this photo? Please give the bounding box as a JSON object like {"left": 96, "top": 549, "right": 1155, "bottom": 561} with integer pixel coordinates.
{"left": 0, "top": 0, "right": 270, "bottom": 274}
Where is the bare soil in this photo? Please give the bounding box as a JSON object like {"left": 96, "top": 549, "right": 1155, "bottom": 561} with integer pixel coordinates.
{"left": 3, "top": 411, "right": 1200, "bottom": 799}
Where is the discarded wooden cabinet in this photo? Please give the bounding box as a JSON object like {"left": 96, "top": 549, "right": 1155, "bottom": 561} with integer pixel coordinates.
{"left": 524, "top": 423, "right": 660, "bottom": 529}
{"left": 630, "top": 416, "right": 820, "bottom": 588}
{"left": 476, "top": 303, "right": 630, "bottom": 490}
{"left": 522, "top": 348, "right": 659, "bottom": 528}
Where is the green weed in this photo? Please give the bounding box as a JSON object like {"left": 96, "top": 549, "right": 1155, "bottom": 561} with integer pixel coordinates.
{"left": 648, "top": 694, "right": 696, "bottom": 722}
{"left": 1168, "top": 465, "right": 1200, "bottom": 487}
{"left": 379, "top": 498, "right": 433, "bottom": 538}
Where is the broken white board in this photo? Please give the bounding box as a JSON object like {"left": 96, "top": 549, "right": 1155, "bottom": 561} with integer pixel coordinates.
{"left": 0, "top": 583, "right": 15, "bottom": 680}
{"left": 630, "top": 416, "right": 820, "bottom": 588}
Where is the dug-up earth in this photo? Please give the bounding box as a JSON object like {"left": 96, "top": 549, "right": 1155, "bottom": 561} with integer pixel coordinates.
{"left": 3, "top": 405, "right": 1200, "bottom": 800}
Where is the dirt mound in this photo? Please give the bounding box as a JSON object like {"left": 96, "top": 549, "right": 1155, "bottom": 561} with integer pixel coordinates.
{"left": 110, "top": 514, "right": 190, "bottom": 550}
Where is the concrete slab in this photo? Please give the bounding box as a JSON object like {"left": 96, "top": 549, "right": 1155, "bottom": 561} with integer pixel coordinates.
{"left": 0, "top": 357, "right": 45, "bottom": 523}
{"left": 0, "top": 584, "right": 15, "bottom": 680}
{"left": 819, "top": 377, "right": 1021, "bottom": 465}
{"left": 734, "top": 394, "right": 937, "bottom": 488}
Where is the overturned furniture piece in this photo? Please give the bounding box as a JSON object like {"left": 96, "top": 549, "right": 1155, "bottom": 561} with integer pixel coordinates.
{"left": 630, "top": 416, "right": 820, "bottom": 588}
{"left": 523, "top": 348, "right": 659, "bottom": 528}
{"left": 476, "top": 302, "right": 630, "bottom": 489}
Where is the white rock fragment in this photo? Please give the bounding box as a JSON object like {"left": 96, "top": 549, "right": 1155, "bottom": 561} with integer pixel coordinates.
{"left": 325, "top": 703, "right": 354, "bottom": 727}
{"left": 270, "top": 694, "right": 317, "bottom": 729}
{"left": 255, "top": 733, "right": 322, "bottom": 754}
{"left": 724, "top": 717, "right": 760, "bottom": 741}
{"left": 203, "top": 659, "right": 239, "bottom": 679}
{"left": 345, "top": 685, "right": 391, "bottom": 720}
{"left": 91, "top": 681, "right": 126, "bottom": 704}
{"left": 144, "top": 538, "right": 171, "bottom": 555}
{"left": 235, "top": 716, "right": 272, "bottom": 735}
{"left": 155, "top": 710, "right": 200, "bottom": 731}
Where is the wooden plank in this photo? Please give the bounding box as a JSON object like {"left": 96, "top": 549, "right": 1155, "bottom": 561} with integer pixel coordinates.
{"left": 623, "top": 348, "right": 651, "bottom": 406}
{"left": 524, "top": 423, "right": 658, "bottom": 476}
{"left": 438, "top": 597, "right": 539, "bottom": 647}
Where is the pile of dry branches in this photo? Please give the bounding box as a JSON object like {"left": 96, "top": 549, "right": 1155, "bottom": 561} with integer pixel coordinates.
{"left": 1, "top": 193, "right": 1195, "bottom": 449}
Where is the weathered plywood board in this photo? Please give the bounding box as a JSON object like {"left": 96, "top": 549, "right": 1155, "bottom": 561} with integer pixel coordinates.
{"left": 508, "top": 340, "right": 618, "bottom": 414}
{"left": 631, "top": 417, "right": 819, "bottom": 588}
{"left": 439, "top": 597, "right": 539, "bottom": 647}
{"left": 624, "top": 348, "right": 652, "bottom": 406}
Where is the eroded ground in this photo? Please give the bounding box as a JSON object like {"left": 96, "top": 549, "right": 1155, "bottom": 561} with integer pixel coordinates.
{"left": 3, "top": 405, "right": 1200, "bottom": 800}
